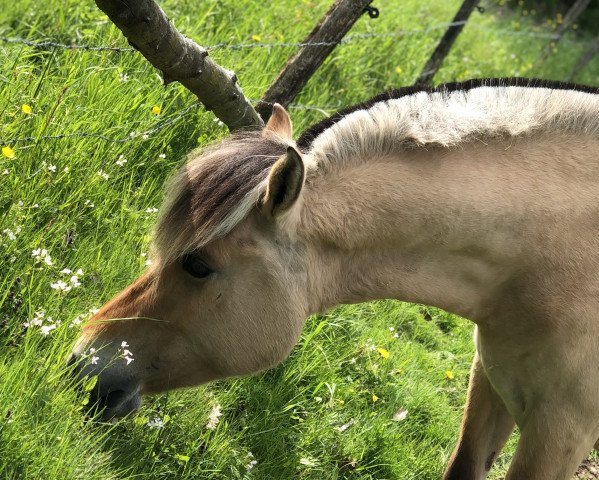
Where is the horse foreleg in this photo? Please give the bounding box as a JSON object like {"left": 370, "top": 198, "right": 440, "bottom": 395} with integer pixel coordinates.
{"left": 443, "top": 352, "right": 515, "bottom": 480}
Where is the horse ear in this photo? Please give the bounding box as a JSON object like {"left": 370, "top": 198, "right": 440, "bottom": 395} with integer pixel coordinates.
{"left": 262, "top": 146, "right": 304, "bottom": 216}
{"left": 263, "top": 103, "right": 292, "bottom": 140}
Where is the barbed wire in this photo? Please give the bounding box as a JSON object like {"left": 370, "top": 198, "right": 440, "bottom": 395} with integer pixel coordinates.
{"left": 0, "top": 16, "right": 586, "bottom": 146}
{"left": 2, "top": 103, "right": 199, "bottom": 145}
{"left": 0, "top": 20, "right": 572, "bottom": 54}
{"left": 0, "top": 22, "right": 464, "bottom": 53}
{"left": 1, "top": 100, "right": 345, "bottom": 145}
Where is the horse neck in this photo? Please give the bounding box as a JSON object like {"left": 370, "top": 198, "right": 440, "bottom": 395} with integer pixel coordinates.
{"left": 299, "top": 131, "right": 599, "bottom": 321}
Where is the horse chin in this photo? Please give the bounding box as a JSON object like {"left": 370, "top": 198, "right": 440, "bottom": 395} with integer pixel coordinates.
{"left": 98, "top": 390, "right": 142, "bottom": 420}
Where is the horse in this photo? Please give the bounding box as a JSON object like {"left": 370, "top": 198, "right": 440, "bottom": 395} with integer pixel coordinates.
{"left": 69, "top": 78, "right": 599, "bottom": 479}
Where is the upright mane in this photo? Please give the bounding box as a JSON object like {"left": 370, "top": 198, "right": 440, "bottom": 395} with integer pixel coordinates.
{"left": 297, "top": 78, "right": 599, "bottom": 151}
{"left": 155, "top": 78, "right": 599, "bottom": 264}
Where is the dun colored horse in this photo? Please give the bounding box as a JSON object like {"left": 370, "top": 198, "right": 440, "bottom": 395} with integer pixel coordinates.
{"left": 71, "top": 78, "right": 599, "bottom": 479}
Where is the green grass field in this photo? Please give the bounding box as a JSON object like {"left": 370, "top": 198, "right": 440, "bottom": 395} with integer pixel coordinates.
{"left": 1, "top": 0, "right": 598, "bottom": 478}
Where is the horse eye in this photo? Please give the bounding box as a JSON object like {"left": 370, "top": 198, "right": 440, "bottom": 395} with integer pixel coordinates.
{"left": 181, "top": 253, "right": 213, "bottom": 279}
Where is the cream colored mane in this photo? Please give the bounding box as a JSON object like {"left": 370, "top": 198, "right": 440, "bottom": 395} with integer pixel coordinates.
{"left": 306, "top": 85, "right": 599, "bottom": 175}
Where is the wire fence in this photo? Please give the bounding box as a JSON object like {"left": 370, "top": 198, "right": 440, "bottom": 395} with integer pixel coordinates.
{"left": 0, "top": 20, "right": 574, "bottom": 55}
{"left": 1, "top": 100, "right": 347, "bottom": 146}
{"left": 0, "top": 16, "right": 588, "bottom": 146}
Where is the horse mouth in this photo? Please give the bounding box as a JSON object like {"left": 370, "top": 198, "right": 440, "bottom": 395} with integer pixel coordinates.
{"left": 95, "top": 389, "right": 142, "bottom": 419}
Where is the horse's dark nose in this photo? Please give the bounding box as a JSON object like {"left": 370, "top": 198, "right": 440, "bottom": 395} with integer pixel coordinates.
{"left": 66, "top": 349, "right": 142, "bottom": 418}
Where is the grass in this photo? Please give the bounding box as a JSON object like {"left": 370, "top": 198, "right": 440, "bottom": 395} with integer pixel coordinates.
{"left": 0, "top": 0, "right": 597, "bottom": 478}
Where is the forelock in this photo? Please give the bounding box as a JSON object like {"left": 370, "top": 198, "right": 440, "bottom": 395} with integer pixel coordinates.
{"left": 154, "top": 132, "right": 288, "bottom": 265}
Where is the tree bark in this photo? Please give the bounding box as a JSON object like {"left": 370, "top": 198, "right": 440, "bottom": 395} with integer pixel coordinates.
{"left": 415, "top": 0, "right": 479, "bottom": 85}
{"left": 256, "top": 0, "right": 373, "bottom": 121}
{"left": 568, "top": 33, "right": 599, "bottom": 81}
{"left": 95, "top": 0, "right": 263, "bottom": 131}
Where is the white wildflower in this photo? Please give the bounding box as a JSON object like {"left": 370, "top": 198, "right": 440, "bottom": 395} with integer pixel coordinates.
{"left": 91, "top": 356, "right": 100, "bottom": 365}
{"left": 206, "top": 403, "right": 222, "bottom": 430}
{"left": 32, "top": 204, "right": 39, "bottom": 208}
{"left": 118, "top": 72, "right": 129, "bottom": 82}
{"left": 97, "top": 170, "right": 109, "bottom": 180}
{"left": 32, "top": 248, "right": 53, "bottom": 266}
{"left": 158, "top": 153, "right": 166, "bottom": 159}
{"left": 116, "top": 155, "right": 127, "bottom": 166}
{"left": 60, "top": 268, "right": 72, "bottom": 274}
{"left": 119, "top": 341, "right": 134, "bottom": 365}
{"left": 2, "top": 169, "right": 8, "bottom": 175}
{"left": 84, "top": 199, "right": 95, "bottom": 208}
{"left": 145, "top": 258, "right": 153, "bottom": 266}
{"left": 50, "top": 280, "right": 71, "bottom": 292}
{"left": 47, "top": 164, "right": 57, "bottom": 173}
{"left": 24, "top": 310, "right": 45, "bottom": 328}
{"left": 64, "top": 166, "right": 69, "bottom": 173}
{"left": 246, "top": 452, "right": 257, "bottom": 470}
{"left": 3, "top": 229, "right": 17, "bottom": 241}
{"left": 70, "top": 314, "right": 83, "bottom": 327}
{"left": 145, "top": 207, "right": 158, "bottom": 213}
{"left": 392, "top": 408, "right": 408, "bottom": 422}
{"left": 147, "top": 417, "right": 164, "bottom": 429}
{"left": 40, "top": 324, "right": 57, "bottom": 336}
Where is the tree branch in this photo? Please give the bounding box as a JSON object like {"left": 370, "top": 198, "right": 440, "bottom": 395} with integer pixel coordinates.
{"left": 415, "top": 0, "right": 479, "bottom": 85}
{"left": 256, "top": 0, "right": 373, "bottom": 121}
{"left": 95, "top": 0, "right": 263, "bottom": 130}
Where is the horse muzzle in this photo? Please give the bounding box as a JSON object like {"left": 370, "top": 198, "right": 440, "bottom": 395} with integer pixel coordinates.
{"left": 67, "top": 350, "right": 142, "bottom": 419}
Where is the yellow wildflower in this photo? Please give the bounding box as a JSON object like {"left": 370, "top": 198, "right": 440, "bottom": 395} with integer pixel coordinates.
{"left": 372, "top": 394, "right": 379, "bottom": 402}
{"left": 338, "top": 399, "right": 345, "bottom": 406}
{"left": 395, "top": 66, "right": 402, "bottom": 74}
{"left": 151, "top": 105, "right": 161, "bottom": 115}
{"left": 2, "top": 146, "right": 15, "bottom": 159}
{"left": 445, "top": 370, "right": 455, "bottom": 380}
{"left": 22, "top": 104, "right": 32, "bottom": 114}
{"left": 251, "top": 34, "right": 262, "bottom": 42}
{"left": 377, "top": 347, "right": 390, "bottom": 359}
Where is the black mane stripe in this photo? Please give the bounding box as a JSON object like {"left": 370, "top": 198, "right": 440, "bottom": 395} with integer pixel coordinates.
{"left": 296, "top": 78, "right": 599, "bottom": 151}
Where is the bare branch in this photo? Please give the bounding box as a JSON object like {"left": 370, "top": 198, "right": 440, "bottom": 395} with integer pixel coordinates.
{"left": 95, "top": 0, "right": 263, "bottom": 130}
{"left": 415, "top": 0, "right": 479, "bottom": 85}
{"left": 256, "top": 0, "right": 373, "bottom": 121}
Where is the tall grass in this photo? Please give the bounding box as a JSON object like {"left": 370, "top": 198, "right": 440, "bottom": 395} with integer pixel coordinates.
{"left": 0, "top": 1, "right": 597, "bottom": 478}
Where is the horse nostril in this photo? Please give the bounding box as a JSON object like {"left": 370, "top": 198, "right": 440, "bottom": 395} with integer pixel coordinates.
{"left": 100, "top": 390, "right": 128, "bottom": 409}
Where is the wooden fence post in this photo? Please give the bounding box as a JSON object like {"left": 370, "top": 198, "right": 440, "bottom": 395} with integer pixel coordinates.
{"left": 415, "top": 0, "right": 479, "bottom": 85}
{"left": 95, "top": 0, "right": 263, "bottom": 131}
{"left": 256, "top": 0, "right": 374, "bottom": 121}
{"left": 568, "top": 33, "right": 599, "bottom": 81}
